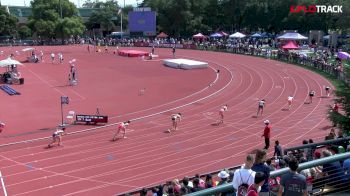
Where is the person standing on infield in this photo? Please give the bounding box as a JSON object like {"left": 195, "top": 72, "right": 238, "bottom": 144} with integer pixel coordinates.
{"left": 262, "top": 120, "right": 271, "bottom": 150}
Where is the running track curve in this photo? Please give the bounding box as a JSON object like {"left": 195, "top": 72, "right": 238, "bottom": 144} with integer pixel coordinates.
{"left": 0, "top": 48, "right": 334, "bottom": 196}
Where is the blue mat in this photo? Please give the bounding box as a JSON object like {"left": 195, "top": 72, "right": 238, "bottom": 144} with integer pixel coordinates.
{"left": 0, "top": 85, "right": 21, "bottom": 95}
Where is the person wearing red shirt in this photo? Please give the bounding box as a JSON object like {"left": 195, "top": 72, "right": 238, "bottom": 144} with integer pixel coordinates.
{"left": 333, "top": 103, "right": 339, "bottom": 113}
{"left": 262, "top": 120, "right": 271, "bottom": 149}
{"left": 247, "top": 172, "right": 265, "bottom": 196}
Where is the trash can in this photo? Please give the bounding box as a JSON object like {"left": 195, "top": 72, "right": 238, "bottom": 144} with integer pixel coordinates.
{"left": 19, "top": 78, "right": 24, "bottom": 85}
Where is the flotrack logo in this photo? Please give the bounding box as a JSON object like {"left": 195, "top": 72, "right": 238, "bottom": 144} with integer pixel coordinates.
{"left": 290, "top": 5, "right": 343, "bottom": 13}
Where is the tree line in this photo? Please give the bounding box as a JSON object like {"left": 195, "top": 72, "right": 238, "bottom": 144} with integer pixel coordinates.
{"left": 1, "top": 0, "right": 350, "bottom": 39}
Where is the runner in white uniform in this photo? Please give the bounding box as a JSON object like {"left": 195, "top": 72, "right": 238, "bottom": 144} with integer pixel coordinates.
{"left": 48, "top": 128, "right": 65, "bottom": 148}
{"left": 256, "top": 99, "right": 266, "bottom": 117}
{"left": 218, "top": 104, "right": 228, "bottom": 124}
{"left": 50, "top": 52, "right": 55, "bottom": 64}
{"left": 113, "top": 121, "right": 130, "bottom": 141}
{"left": 168, "top": 113, "right": 182, "bottom": 133}
{"left": 325, "top": 86, "right": 331, "bottom": 97}
{"left": 287, "top": 96, "right": 294, "bottom": 110}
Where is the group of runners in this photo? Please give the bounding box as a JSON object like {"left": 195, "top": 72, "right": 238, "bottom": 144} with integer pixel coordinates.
{"left": 45, "top": 81, "right": 333, "bottom": 148}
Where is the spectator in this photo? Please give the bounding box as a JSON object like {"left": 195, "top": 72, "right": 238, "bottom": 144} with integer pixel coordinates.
{"left": 205, "top": 174, "right": 215, "bottom": 188}
{"left": 194, "top": 174, "right": 205, "bottom": 188}
{"left": 191, "top": 178, "right": 204, "bottom": 192}
{"left": 233, "top": 154, "right": 256, "bottom": 196}
{"left": 302, "top": 140, "right": 309, "bottom": 160}
{"left": 167, "top": 185, "right": 175, "bottom": 196}
{"left": 140, "top": 187, "right": 147, "bottom": 196}
{"left": 171, "top": 179, "right": 181, "bottom": 194}
{"left": 306, "top": 139, "right": 315, "bottom": 161}
{"left": 321, "top": 150, "right": 348, "bottom": 188}
{"left": 278, "top": 157, "right": 307, "bottom": 196}
{"left": 181, "top": 176, "right": 192, "bottom": 193}
{"left": 251, "top": 149, "right": 270, "bottom": 195}
{"left": 217, "top": 170, "right": 231, "bottom": 196}
{"left": 156, "top": 184, "right": 163, "bottom": 196}
{"left": 343, "top": 146, "right": 350, "bottom": 180}
{"left": 151, "top": 187, "right": 158, "bottom": 196}
{"left": 273, "top": 140, "right": 283, "bottom": 158}
{"left": 247, "top": 172, "right": 265, "bottom": 196}
{"left": 217, "top": 170, "right": 230, "bottom": 186}
{"left": 266, "top": 158, "right": 275, "bottom": 171}
{"left": 228, "top": 170, "right": 235, "bottom": 183}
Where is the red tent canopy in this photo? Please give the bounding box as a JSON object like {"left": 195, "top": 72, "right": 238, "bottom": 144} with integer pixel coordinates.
{"left": 282, "top": 40, "right": 299, "bottom": 50}
{"left": 193, "top": 33, "right": 206, "bottom": 39}
{"left": 157, "top": 32, "right": 168, "bottom": 38}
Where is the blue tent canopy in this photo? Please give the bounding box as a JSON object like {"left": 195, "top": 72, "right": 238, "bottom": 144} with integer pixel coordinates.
{"left": 251, "top": 33, "right": 262, "bottom": 37}
{"left": 210, "top": 33, "right": 223, "bottom": 38}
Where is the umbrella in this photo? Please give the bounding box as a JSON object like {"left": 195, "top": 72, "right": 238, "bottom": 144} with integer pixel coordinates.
{"left": 337, "top": 52, "right": 350, "bottom": 60}
{"left": 229, "top": 32, "right": 246, "bottom": 38}
{"left": 0, "top": 58, "right": 23, "bottom": 67}
{"left": 22, "top": 47, "right": 35, "bottom": 52}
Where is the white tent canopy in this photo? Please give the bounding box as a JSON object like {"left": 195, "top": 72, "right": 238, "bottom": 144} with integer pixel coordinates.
{"left": 229, "top": 32, "right": 246, "bottom": 38}
{"left": 277, "top": 32, "right": 308, "bottom": 40}
{"left": 0, "top": 58, "right": 22, "bottom": 67}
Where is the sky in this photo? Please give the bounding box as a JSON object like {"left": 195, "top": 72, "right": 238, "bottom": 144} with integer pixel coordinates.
{"left": 1, "top": 0, "right": 139, "bottom": 7}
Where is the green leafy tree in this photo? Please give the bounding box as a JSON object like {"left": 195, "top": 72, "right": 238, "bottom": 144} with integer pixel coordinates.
{"left": 329, "top": 68, "right": 350, "bottom": 135}
{"left": 0, "top": 5, "right": 18, "bottom": 36}
{"left": 85, "top": 0, "right": 121, "bottom": 35}
{"left": 28, "top": 0, "right": 85, "bottom": 39}
{"left": 18, "top": 25, "right": 32, "bottom": 39}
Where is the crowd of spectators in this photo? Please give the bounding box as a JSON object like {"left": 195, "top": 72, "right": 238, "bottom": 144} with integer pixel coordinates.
{"left": 132, "top": 128, "right": 350, "bottom": 196}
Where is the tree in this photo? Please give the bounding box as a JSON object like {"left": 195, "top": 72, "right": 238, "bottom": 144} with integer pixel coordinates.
{"left": 28, "top": 0, "right": 85, "bottom": 39}
{"left": 329, "top": 68, "right": 350, "bottom": 135}
{"left": 18, "top": 25, "right": 32, "bottom": 39}
{"left": 85, "top": 0, "right": 122, "bottom": 35}
{"left": 0, "top": 6, "right": 18, "bottom": 36}
{"left": 58, "top": 17, "right": 85, "bottom": 37}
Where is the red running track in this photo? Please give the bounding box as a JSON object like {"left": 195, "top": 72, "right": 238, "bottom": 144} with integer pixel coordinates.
{"left": 0, "top": 47, "right": 334, "bottom": 195}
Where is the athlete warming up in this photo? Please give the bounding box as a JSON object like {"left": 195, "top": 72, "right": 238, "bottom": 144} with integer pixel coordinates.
{"left": 48, "top": 127, "right": 66, "bottom": 148}
{"left": 168, "top": 113, "right": 182, "bottom": 133}
{"left": 256, "top": 99, "right": 266, "bottom": 117}
{"left": 113, "top": 121, "right": 131, "bottom": 141}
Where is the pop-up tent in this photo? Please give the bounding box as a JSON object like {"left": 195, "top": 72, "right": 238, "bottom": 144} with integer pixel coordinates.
{"left": 337, "top": 52, "right": 350, "bottom": 60}
{"left": 210, "top": 33, "right": 223, "bottom": 38}
{"left": 251, "top": 33, "right": 262, "bottom": 38}
{"left": 277, "top": 32, "right": 307, "bottom": 40}
{"left": 229, "top": 32, "right": 246, "bottom": 38}
{"left": 193, "top": 33, "right": 206, "bottom": 39}
{"left": 282, "top": 40, "right": 299, "bottom": 50}
{"left": 157, "top": 32, "right": 168, "bottom": 38}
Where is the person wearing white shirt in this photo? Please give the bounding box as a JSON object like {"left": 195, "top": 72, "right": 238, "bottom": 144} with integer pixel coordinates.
{"left": 218, "top": 104, "right": 228, "bottom": 124}
{"left": 48, "top": 127, "right": 66, "bottom": 148}
{"left": 50, "top": 52, "right": 55, "bottom": 64}
{"left": 168, "top": 113, "right": 182, "bottom": 133}
{"left": 287, "top": 96, "right": 294, "bottom": 110}
{"left": 233, "top": 154, "right": 256, "bottom": 195}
